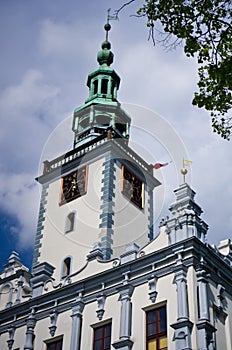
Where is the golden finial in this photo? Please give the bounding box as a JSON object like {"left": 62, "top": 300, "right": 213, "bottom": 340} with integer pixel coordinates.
{"left": 181, "top": 167, "right": 188, "bottom": 183}
{"left": 181, "top": 159, "right": 192, "bottom": 183}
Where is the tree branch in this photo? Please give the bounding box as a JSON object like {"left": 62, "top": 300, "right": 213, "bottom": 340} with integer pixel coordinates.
{"left": 114, "top": 0, "right": 136, "bottom": 17}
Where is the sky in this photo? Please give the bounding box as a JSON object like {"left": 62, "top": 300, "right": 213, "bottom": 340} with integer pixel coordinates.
{"left": 0, "top": 0, "right": 231, "bottom": 271}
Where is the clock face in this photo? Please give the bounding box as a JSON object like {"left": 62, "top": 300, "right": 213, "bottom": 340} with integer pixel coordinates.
{"left": 60, "top": 166, "right": 88, "bottom": 205}
{"left": 122, "top": 165, "right": 144, "bottom": 209}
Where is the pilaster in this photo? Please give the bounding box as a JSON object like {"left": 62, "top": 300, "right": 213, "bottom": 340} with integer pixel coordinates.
{"left": 171, "top": 260, "right": 193, "bottom": 350}
{"left": 24, "top": 310, "right": 36, "bottom": 350}
{"left": 196, "top": 265, "right": 216, "bottom": 350}
{"left": 70, "top": 295, "right": 85, "bottom": 350}
{"left": 112, "top": 283, "right": 134, "bottom": 350}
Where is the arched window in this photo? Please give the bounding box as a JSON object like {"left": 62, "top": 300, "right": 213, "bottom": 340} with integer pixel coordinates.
{"left": 61, "top": 257, "right": 71, "bottom": 279}
{"left": 65, "top": 212, "right": 75, "bottom": 234}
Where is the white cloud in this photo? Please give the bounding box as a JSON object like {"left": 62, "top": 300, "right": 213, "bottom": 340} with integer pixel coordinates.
{"left": 38, "top": 18, "right": 101, "bottom": 71}
{"left": 0, "top": 172, "right": 40, "bottom": 249}
{"left": 0, "top": 69, "right": 60, "bottom": 172}
{"left": 39, "top": 19, "right": 78, "bottom": 57}
{"left": 0, "top": 69, "right": 61, "bottom": 250}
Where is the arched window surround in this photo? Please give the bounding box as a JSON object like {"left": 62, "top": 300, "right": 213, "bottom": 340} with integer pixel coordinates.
{"left": 64, "top": 211, "right": 76, "bottom": 234}
{"left": 61, "top": 256, "right": 72, "bottom": 280}
{"left": 0, "top": 282, "right": 14, "bottom": 308}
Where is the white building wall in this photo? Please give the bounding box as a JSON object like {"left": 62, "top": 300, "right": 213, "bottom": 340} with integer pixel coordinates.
{"left": 38, "top": 158, "right": 105, "bottom": 281}
{"left": 0, "top": 332, "right": 9, "bottom": 350}
{"left": 34, "top": 310, "right": 72, "bottom": 349}
{"left": 6, "top": 325, "right": 27, "bottom": 350}
{"left": 81, "top": 293, "right": 120, "bottom": 350}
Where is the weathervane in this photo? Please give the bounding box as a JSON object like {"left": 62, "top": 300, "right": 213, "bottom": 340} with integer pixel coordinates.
{"left": 104, "top": 8, "right": 118, "bottom": 41}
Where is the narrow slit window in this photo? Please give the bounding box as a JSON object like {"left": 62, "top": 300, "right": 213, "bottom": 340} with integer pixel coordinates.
{"left": 65, "top": 212, "right": 75, "bottom": 233}
{"left": 101, "top": 79, "right": 108, "bottom": 95}
{"left": 61, "top": 257, "right": 71, "bottom": 279}
{"left": 93, "top": 80, "right": 98, "bottom": 94}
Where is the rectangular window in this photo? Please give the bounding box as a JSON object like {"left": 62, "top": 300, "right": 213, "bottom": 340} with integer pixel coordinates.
{"left": 93, "top": 323, "right": 112, "bottom": 350}
{"left": 146, "top": 306, "right": 167, "bottom": 350}
{"left": 46, "top": 337, "right": 63, "bottom": 350}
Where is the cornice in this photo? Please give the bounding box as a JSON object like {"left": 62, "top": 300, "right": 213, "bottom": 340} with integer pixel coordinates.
{"left": 36, "top": 137, "right": 159, "bottom": 189}
{"left": 0, "top": 237, "right": 231, "bottom": 333}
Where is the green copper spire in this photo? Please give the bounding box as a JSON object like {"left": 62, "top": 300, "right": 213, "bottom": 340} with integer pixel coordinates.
{"left": 72, "top": 17, "right": 131, "bottom": 148}
{"left": 84, "top": 21, "right": 120, "bottom": 104}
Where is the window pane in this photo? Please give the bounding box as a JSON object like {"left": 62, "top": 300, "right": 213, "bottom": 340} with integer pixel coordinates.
{"left": 148, "top": 340, "right": 157, "bottom": 350}
{"left": 158, "top": 307, "right": 167, "bottom": 332}
{"left": 104, "top": 336, "right": 111, "bottom": 349}
{"left": 94, "top": 339, "right": 102, "bottom": 350}
{"left": 147, "top": 310, "right": 156, "bottom": 324}
{"left": 104, "top": 324, "right": 111, "bottom": 349}
{"left": 159, "top": 337, "right": 167, "bottom": 349}
{"left": 94, "top": 327, "right": 103, "bottom": 340}
{"left": 148, "top": 323, "right": 156, "bottom": 336}
{"left": 105, "top": 323, "right": 111, "bottom": 337}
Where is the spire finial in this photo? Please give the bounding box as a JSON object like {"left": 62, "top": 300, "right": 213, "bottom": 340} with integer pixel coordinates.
{"left": 104, "top": 8, "right": 112, "bottom": 42}
{"left": 97, "top": 9, "right": 118, "bottom": 67}
{"left": 104, "top": 8, "right": 118, "bottom": 42}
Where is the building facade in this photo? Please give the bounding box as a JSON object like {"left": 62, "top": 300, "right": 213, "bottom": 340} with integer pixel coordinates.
{"left": 0, "top": 24, "right": 232, "bottom": 350}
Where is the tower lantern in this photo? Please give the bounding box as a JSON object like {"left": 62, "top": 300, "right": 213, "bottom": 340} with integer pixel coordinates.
{"left": 72, "top": 23, "right": 131, "bottom": 148}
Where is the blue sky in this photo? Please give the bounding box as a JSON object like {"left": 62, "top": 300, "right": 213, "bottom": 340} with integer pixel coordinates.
{"left": 0, "top": 0, "right": 231, "bottom": 271}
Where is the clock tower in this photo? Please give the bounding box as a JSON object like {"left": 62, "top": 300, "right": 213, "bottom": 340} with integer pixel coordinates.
{"left": 33, "top": 24, "right": 161, "bottom": 282}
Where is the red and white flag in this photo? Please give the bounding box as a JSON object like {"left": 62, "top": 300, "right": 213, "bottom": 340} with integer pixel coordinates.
{"left": 153, "top": 161, "right": 171, "bottom": 169}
